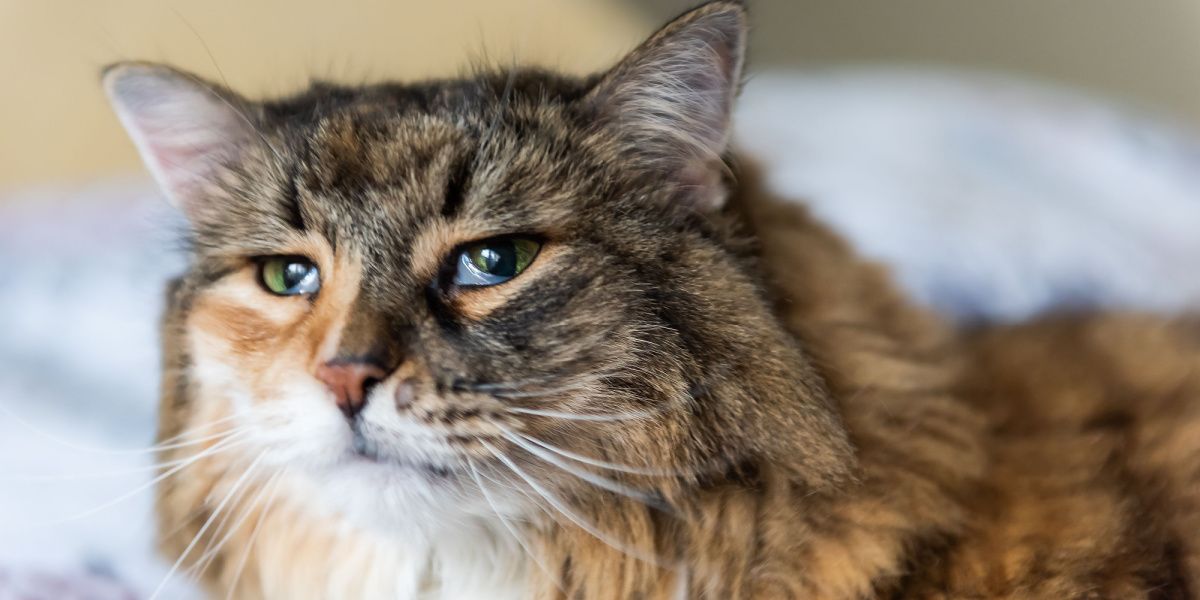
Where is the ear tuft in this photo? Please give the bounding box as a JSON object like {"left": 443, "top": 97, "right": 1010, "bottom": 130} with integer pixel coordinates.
{"left": 102, "top": 62, "right": 262, "bottom": 218}
{"left": 587, "top": 1, "right": 747, "bottom": 209}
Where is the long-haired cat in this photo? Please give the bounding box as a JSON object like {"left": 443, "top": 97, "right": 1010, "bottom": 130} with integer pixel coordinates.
{"left": 103, "top": 2, "right": 1198, "bottom": 598}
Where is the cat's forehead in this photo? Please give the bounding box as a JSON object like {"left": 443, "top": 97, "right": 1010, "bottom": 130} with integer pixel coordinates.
{"left": 270, "top": 78, "right": 598, "bottom": 233}
{"left": 292, "top": 109, "right": 469, "bottom": 206}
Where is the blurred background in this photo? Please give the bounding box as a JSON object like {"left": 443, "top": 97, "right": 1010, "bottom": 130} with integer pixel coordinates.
{"left": 6, "top": 0, "right": 1200, "bottom": 188}
{"left": 3, "top": 1, "right": 1200, "bottom": 598}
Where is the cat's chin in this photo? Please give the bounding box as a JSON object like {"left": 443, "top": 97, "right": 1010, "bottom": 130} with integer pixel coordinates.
{"left": 283, "top": 448, "right": 521, "bottom": 538}
{"left": 342, "top": 446, "right": 457, "bottom": 479}
{"left": 288, "top": 461, "right": 458, "bottom": 532}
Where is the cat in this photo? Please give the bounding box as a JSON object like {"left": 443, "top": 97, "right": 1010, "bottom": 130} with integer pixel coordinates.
{"left": 102, "top": 1, "right": 1199, "bottom": 598}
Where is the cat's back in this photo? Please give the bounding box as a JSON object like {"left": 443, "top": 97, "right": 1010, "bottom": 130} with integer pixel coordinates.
{"left": 910, "top": 314, "right": 1200, "bottom": 598}
{"left": 739, "top": 173, "right": 1199, "bottom": 597}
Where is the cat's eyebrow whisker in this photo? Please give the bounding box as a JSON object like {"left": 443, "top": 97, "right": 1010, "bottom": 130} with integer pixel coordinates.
{"left": 471, "top": 62, "right": 520, "bottom": 176}
{"left": 479, "top": 440, "right": 673, "bottom": 570}
{"left": 499, "top": 430, "right": 672, "bottom": 513}
{"left": 148, "top": 453, "right": 266, "bottom": 600}
{"left": 467, "top": 460, "right": 564, "bottom": 593}
{"left": 500, "top": 427, "right": 689, "bottom": 478}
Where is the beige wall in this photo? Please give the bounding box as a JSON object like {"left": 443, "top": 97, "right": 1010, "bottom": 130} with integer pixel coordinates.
{"left": 8, "top": 1, "right": 1200, "bottom": 189}
{"left": 0, "top": 0, "right": 650, "bottom": 188}
{"left": 642, "top": 0, "right": 1200, "bottom": 130}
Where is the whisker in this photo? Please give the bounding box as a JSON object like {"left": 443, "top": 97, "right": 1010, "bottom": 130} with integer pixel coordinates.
{"left": 488, "top": 383, "right": 597, "bottom": 400}
{"left": 500, "top": 431, "right": 671, "bottom": 512}
{"left": 166, "top": 9, "right": 287, "bottom": 170}
{"left": 467, "top": 460, "right": 563, "bottom": 593}
{"left": 0, "top": 431, "right": 253, "bottom": 483}
{"left": 186, "top": 475, "right": 262, "bottom": 583}
{"left": 156, "top": 414, "right": 245, "bottom": 446}
{"left": 0, "top": 400, "right": 248, "bottom": 456}
{"left": 148, "top": 453, "right": 265, "bottom": 600}
{"left": 149, "top": 426, "right": 256, "bottom": 454}
{"left": 188, "top": 471, "right": 282, "bottom": 582}
{"left": 455, "top": 361, "right": 627, "bottom": 396}
{"left": 471, "top": 61, "right": 519, "bottom": 176}
{"left": 505, "top": 407, "right": 654, "bottom": 422}
{"left": 479, "top": 440, "right": 671, "bottom": 569}
{"left": 224, "top": 471, "right": 285, "bottom": 600}
{"left": 12, "top": 433, "right": 248, "bottom": 530}
{"left": 501, "top": 427, "right": 687, "bottom": 478}
{"left": 471, "top": 460, "right": 559, "bottom": 521}
{"left": 454, "top": 375, "right": 572, "bottom": 394}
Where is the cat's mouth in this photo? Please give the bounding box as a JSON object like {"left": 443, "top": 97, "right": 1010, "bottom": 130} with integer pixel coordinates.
{"left": 346, "top": 423, "right": 457, "bottom": 478}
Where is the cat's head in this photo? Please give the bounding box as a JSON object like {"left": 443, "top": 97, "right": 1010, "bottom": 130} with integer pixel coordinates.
{"left": 105, "top": 1, "right": 852, "bottom": 533}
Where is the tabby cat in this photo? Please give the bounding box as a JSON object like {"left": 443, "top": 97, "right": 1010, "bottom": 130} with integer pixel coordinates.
{"left": 103, "top": 1, "right": 1198, "bottom": 598}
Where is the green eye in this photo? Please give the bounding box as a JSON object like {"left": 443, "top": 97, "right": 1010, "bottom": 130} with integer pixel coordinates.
{"left": 260, "top": 256, "right": 320, "bottom": 296}
{"left": 454, "top": 237, "right": 541, "bottom": 286}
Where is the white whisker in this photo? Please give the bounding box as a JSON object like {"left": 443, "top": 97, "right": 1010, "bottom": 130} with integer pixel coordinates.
{"left": 14, "top": 433, "right": 248, "bottom": 530}
{"left": 502, "top": 426, "right": 686, "bottom": 478}
{"left": 155, "top": 414, "right": 246, "bottom": 446}
{"left": 480, "top": 440, "right": 671, "bottom": 569}
{"left": 505, "top": 407, "right": 653, "bottom": 422}
{"left": 224, "top": 470, "right": 285, "bottom": 600}
{"left": 0, "top": 432, "right": 251, "bottom": 483}
{"left": 0, "top": 400, "right": 246, "bottom": 456}
{"left": 500, "top": 431, "right": 669, "bottom": 511}
{"left": 188, "top": 471, "right": 282, "bottom": 581}
{"left": 148, "top": 453, "right": 265, "bottom": 600}
{"left": 467, "top": 460, "right": 562, "bottom": 593}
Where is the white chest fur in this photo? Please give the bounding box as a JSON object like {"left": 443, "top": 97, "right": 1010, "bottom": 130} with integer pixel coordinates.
{"left": 234, "top": 478, "right": 531, "bottom": 600}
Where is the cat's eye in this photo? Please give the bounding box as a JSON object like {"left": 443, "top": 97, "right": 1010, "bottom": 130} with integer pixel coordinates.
{"left": 259, "top": 256, "right": 321, "bottom": 296}
{"left": 452, "top": 237, "right": 541, "bottom": 287}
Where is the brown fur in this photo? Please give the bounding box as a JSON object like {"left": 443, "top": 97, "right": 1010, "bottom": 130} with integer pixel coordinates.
{"left": 106, "top": 2, "right": 1199, "bottom": 598}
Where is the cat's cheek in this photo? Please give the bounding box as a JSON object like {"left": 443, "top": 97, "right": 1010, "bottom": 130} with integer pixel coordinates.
{"left": 185, "top": 319, "right": 355, "bottom": 470}
{"left": 185, "top": 270, "right": 320, "bottom": 405}
{"left": 190, "top": 269, "right": 310, "bottom": 345}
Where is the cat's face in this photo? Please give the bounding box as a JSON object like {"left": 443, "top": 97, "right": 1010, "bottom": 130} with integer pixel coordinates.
{"left": 107, "top": 1, "right": 852, "bottom": 533}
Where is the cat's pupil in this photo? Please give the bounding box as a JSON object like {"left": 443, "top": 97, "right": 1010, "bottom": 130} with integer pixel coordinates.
{"left": 283, "top": 262, "right": 311, "bottom": 287}
{"left": 474, "top": 242, "right": 516, "bottom": 276}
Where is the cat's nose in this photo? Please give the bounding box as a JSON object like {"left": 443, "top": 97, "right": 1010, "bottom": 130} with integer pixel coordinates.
{"left": 316, "top": 360, "right": 388, "bottom": 419}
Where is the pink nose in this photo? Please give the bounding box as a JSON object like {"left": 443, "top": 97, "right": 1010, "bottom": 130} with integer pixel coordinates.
{"left": 316, "top": 361, "right": 388, "bottom": 418}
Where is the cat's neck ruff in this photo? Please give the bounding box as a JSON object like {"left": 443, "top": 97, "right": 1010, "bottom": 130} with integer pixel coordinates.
{"left": 216, "top": 470, "right": 532, "bottom": 600}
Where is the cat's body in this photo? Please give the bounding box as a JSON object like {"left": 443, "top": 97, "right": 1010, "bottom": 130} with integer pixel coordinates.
{"left": 104, "top": 2, "right": 1198, "bottom": 598}
{"left": 741, "top": 178, "right": 1199, "bottom": 599}
{"left": 150, "top": 166, "right": 1200, "bottom": 599}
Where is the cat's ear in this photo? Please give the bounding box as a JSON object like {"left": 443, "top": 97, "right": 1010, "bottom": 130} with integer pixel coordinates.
{"left": 102, "top": 63, "right": 264, "bottom": 219}
{"left": 585, "top": 1, "right": 746, "bottom": 211}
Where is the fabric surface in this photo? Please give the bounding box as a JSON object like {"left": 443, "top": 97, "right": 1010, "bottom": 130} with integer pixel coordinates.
{"left": 2, "top": 68, "right": 1198, "bottom": 598}
{"left": 738, "top": 68, "right": 1200, "bottom": 321}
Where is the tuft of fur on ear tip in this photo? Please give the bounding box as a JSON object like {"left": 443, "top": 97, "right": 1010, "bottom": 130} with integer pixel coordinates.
{"left": 102, "top": 62, "right": 263, "bottom": 220}
{"left": 586, "top": 2, "right": 747, "bottom": 210}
